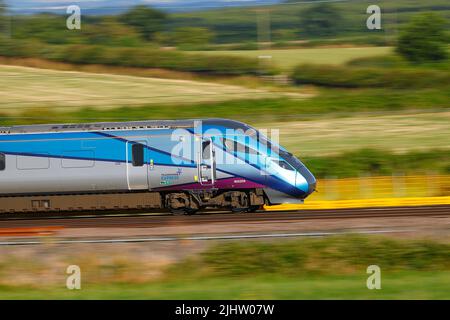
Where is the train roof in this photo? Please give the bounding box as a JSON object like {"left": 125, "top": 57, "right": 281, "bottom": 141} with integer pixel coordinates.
{"left": 0, "top": 119, "right": 253, "bottom": 134}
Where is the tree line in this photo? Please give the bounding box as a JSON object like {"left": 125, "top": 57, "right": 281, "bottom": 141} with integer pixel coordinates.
{"left": 0, "top": 1, "right": 448, "bottom": 63}
{"left": 0, "top": 4, "right": 215, "bottom": 50}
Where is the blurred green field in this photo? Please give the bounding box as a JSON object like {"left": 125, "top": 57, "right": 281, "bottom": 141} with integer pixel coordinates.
{"left": 1, "top": 271, "right": 449, "bottom": 299}
{"left": 193, "top": 47, "right": 393, "bottom": 70}
{"left": 271, "top": 111, "right": 450, "bottom": 157}
{"left": 304, "top": 149, "right": 450, "bottom": 178}
{"left": 173, "top": 0, "right": 450, "bottom": 44}
{"left": 0, "top": 65, "right": 293, "bottom": 112}
{"left": 11, "top": 106, "right": 447, "bottom": 158}
{"left": 0, "top": 235, "right": 448, "bottom": 299}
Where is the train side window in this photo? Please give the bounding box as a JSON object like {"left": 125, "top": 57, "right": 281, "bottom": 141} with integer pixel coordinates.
{"left": 222, "top": 138, "right": 259, "bottom": 155}
{"left": 222, "top": 138, "right": 234, "bottom": 151}
{"left": 202, "top": 140, "right": 211, "bottom": 160}
{"left": 0, "top": 153, "right": 5, "bottom": 171}
{"left": 277, "top": 159, "right": 295, "bottom": 171}
{"left": 132, "top": 144, "right": 144, "bottom": 167}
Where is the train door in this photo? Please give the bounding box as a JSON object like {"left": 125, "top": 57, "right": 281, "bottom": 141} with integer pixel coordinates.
{"left": 199, "top": 138, "right": 216, "bottom": 186}
{"left": 126, "top": 141, "right": 149, "bottom": 190}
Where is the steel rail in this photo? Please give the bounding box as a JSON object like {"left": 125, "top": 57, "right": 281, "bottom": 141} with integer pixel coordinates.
{"left": 0, "top": 205, "right": 448, "bottom": 229}
{"left": 0, "top": 229, "right": 415, "bottom": 246}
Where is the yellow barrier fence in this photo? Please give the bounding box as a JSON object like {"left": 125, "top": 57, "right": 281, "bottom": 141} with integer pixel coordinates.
{"left": 265, "top": 175, "right": 450, "bottom": 211}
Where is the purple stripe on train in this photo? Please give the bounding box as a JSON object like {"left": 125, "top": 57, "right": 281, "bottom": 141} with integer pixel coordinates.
{"left": 154, "top": 177, "right": 266, "bottom": 191}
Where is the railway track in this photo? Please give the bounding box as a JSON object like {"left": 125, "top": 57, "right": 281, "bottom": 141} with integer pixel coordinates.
{"left": 0, "top": 229, "right": 414, "bottom": 246}
{"left": 0, "top": 205, "right": 448, "bottom": 229}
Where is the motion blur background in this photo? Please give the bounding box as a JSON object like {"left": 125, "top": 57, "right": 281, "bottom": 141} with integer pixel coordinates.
{"left": 0, "top": 0, "right": 449, "bottom": 299}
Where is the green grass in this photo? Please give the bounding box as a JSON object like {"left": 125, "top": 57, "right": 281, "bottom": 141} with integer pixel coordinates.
{"left": 0, "top": 271, "right": 449, "bottom": 299}
{"left": 192, "top": 47, "right": 393, "bottom": 71}
{"left": 0, "top": 235, "right": 449, "bottom": 299}
{"left": 178, "top": 236, "right": 450, "bottom": 278}
{"left": 291, "top": 63, "right": 450, "bottom": 88}
{"left": 0, "top": 85, "right": 447, "bottom": 125}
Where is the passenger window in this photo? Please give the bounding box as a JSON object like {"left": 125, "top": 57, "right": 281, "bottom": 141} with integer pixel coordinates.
{"left": 222, "top": 138, "right": 259, "bottom": 155}
{"left": 132, "top": 144, "right": 144, "bottom": 167}
{"left": 62, "top": 150, "right": 95, "bottom": 168}
{"left": 223, "top": 138, "right": 234, "bottom": 151}
{"left": 17, "top": 154, "right": 50, "bottom": 170}
{"left": 245, "top": 145, "right": 259, "bottom": 155}
{"left": 0, "top": 153, "right": 5, "bottom": 171}
{"left": 235, "top": 140, "right": 245, "bottom": 154}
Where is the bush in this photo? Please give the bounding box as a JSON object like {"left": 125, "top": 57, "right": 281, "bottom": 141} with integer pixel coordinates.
{"left": 0, "top": 37, "right": 39, "bottom": 57}
{"left": 168, "top": 235, "right": 450, "bottom": 277}
{"left": 172, "top": 27, "right": 215, "bottom": 50}
{"left": 118, "top": 5, "right": 167, "bottom": 41}
{"left": 291, "top": 64, "right": 450, "bottom": 88}
{"left": 346, "top": 55, "right": 408, "bottom": 68}
{"left": 300, "top": 3, "right": 345, "bottom": 38}
{"left": 303, "top": 149, "right": 450, "bottom": 178}
{"left": 397, "top": 12, "right": 448, "bottom": 63}
{"left": 0, "top": 39, "right": 266, "bottom": 75}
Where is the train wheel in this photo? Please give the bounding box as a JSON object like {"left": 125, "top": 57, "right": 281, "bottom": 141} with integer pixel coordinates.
{"left": 246, "top": 205, "right": 261, "bottom": 213}
{"left": 230, "top": 192, "right": 250, "bottom": 213}
{"left": 184, "top": 207, "right": 199, "bottom": 215}
{"left": 166, "top": 193, "right": 200, "bottom": 215}
{"left": 170, "top": 208, "right": 199, "bottom": 216}
{"left": 231, "top": 205, "right": 259, "bottom": 213}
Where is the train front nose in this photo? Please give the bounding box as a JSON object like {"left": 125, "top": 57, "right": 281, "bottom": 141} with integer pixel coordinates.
{"left": 296, "top": 165, "right": 316, "bottom": 198}
{"left": 307, "top": 175, "right": 317, "bottom": 196}
{"left": 280, "top": 151, "right": 316, "bottom": 198}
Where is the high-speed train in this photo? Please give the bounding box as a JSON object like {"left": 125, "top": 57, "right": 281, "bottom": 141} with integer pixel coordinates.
{"left": 0, "top": 119, "right": 316, "bottom": 214}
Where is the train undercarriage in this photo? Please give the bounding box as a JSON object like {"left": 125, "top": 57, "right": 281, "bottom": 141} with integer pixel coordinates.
{"left": 0, "top": 188, "right": 267, "bottom": 215}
